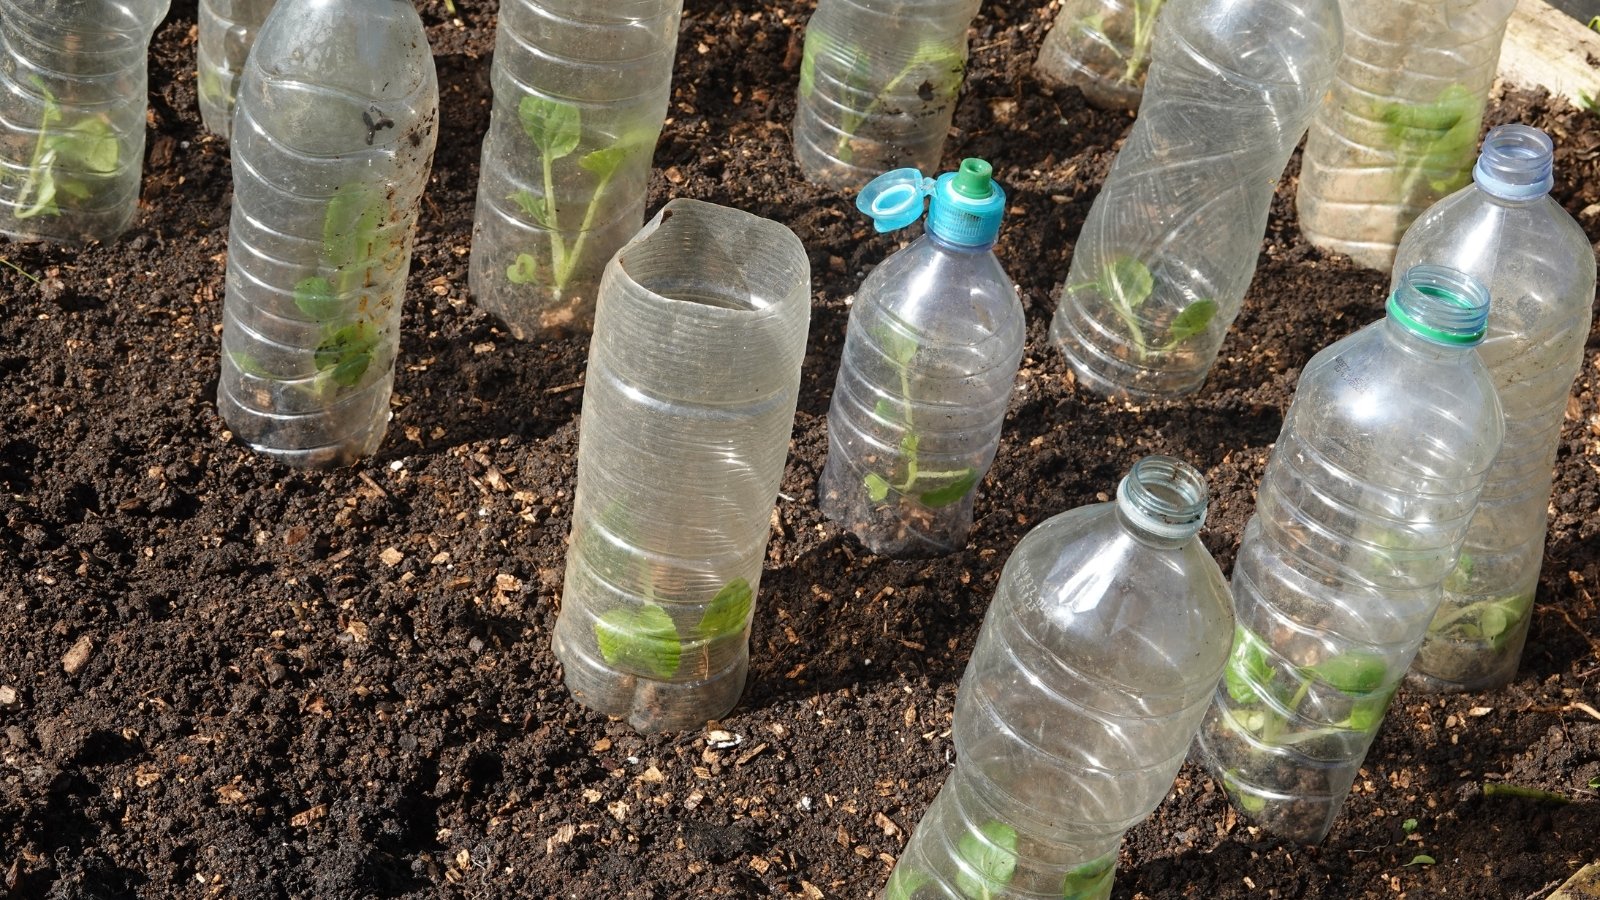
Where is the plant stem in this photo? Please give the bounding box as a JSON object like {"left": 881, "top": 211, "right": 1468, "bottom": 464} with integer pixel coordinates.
{"left": 541, "top": 154, "right": 568, "bottom": 280}
{"left": 0, "top": 256, "right": 40, "bottom": 284}
{"left": 1483, "top": 783, "right": 1572, "bottom": 805}
{"left": 554, "top": 170, "right": 617, "bottom": 290}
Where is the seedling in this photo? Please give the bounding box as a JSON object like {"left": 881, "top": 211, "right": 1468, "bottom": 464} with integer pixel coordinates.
{"left": 593, "top": 577, "right": 754, "bottom": 680}
{"left": 888, "top": 818, "right": 1114, "bottom": 899}
{"left": 1074, "top": 0, "right": 1165, "bottom": 89}
{"left": 1220, "top": 623, "right": 1394, "bottom": 748}
{"left": 1378, "top": 83, "right": 1481, "bottom": 203}
{"left": 504, "top": 95, "right": 657, "bottom": 293}
{"left": 1067, "top": 256, "right": 1217, "bottom": 359}
{"left": 1429, "top": 554, "right": 1530, "bottom": 652}
{"left": 1401, "top": 817, "right": 1418, "bottom": 833}
{"left": 8, "top": 76, "right": 119, "bottom": 221}
{"left": 799, "top": 31, "right": 966, "bottom": 164}
{"left": 1482, "top": 782, "right": 1572, "bottom": 805}
{"left": 1405, "top": 854, "right": 1435, "bottom": 867}
{"left": 862, "top": 326, "right": 981, "bottom": 511}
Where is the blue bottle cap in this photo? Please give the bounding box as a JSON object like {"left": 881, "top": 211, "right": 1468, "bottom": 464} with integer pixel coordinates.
{"left": 856, "top": 158, "right": 1006, "bottom": 246}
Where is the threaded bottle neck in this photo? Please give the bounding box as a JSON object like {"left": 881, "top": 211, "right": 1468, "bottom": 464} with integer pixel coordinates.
{"left": 1473, "top": 125, "right": 1554, "bottom": 201}
{"left": 1386, "top": 265, "right": 1489, "bottom": 347}
{"left": 1115, "top": 455, "right": 1208, "bottom": 545}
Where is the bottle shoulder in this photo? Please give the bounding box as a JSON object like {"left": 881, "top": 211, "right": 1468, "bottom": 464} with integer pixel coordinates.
{"left": 854, "top": 236, "right": 1025, "bottom": 348}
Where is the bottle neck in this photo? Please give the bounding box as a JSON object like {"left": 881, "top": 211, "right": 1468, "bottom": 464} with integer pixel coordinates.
{"left": 1113, "top": 456, "right": 1208, "bottom": 549}
{"left": 1385, "top": 265, "right": 1489, "bottom": 349}
{"left": 925, "top": 229, "right": 995, "bottom": 254}
{"left": 1473, "top": 124, "right": 1555, "bottom": 203}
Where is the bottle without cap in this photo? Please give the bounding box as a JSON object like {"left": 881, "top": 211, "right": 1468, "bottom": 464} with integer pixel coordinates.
{"left": 215, "top": 0, "right": 439, "bottom": 467}
{"left": 882, "top": 456, "right": 1234, "bottom": 900}
{"left": 1049, "top": 0, "right": 1341, "bottom": 399}
{"left": 1034, "top": 0, "right": 1168, "bottom": 110}
{"left": 197, "top": 0, "right": 280, "bottom": 139}
{"left": 819, "top": 159, "right": 1025, "bottom": 558}
{"left": 793, "top": 0, "right": 979, "bottom": 190}
{"left": 0, "top": 0, "right": 170, "bottom": 244}
{"left": 1197, "top": 265, "right": 1503, "bottom": 844}
{"left": 1395, "top": 126, "right": 1597, "bottom": 692}
{"left": 468, "top": 0, "right": 684, "bottom": 339}
{"left": 1296, "top": 0, "right": 1514, "bottom": 270}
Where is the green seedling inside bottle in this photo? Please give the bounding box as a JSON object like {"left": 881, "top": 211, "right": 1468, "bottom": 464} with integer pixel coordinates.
{"left": 593, "top": 577, "right": 754, "bottom": 680}
{"left": 1428, "top": 553, "right": 1531, "bottom": 651}
{"left": 799, "top": 32, "right": 966, "bottom": 164}
{"left": 1067, "top": 255, "right": 1217, "bottom": 359}
{"left": 862, "top": 326, "right": 981, "bottom": 511}
{"left": 1221, "top": 624, "right": 1394, "bottom": 745}
{"left": 887, "top": 818, "right": 1114, "bottom": 900}
{"left": 1076, "top": 0, "right": 1165, "bottom": 88}
{"left": 505, "top": 95, "right": 658, "bottom": 292}
{"left": 9, "top": 77, "right": 119, "bottom": 221}
{"left": 1379, "top": 83, "right": 1481, "bottom": 203}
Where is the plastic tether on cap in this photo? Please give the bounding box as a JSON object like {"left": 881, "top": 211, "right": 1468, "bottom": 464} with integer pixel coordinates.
{"left": 857, "top": 168, "right": 936, "bottom": 233}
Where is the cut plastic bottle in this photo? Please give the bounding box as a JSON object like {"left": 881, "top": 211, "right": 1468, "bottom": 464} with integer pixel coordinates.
{"left": 882, "top": 456, "right": 1234, "bottom": 900}
{"left": 819, "top": 158, "right": 1025, "bottom": 557}
{"left": 1049, "top": 0, "right": 1342, "bottom": 400}
{"left": 1296, "top": 0, "right": 1515, "bottom": 270}
{"left": 1035, "top": 0, "right": 1167, "bottom": 110}
{"left": 215, "top": 0, "right": 439, "bottom": 467}
{"left": 1396, "top": 126, "right": 1597, "bottom": 692}
{"left": 552, "top": 199, "right": 811, "bottom": 733}
{"left": 197, "top": 0, "right": 279, "bottom": 139}
{"left": 0, "top": 0, "right": 171, "bottom": 244}
{"left": 793, "top": 0, "right": 979, "bottom": 190}
{"left": 1196, "top": 265, "right": 1504, "bottom": 843}
{"left": 468, "top": 0, "right": 684, "bottom": 339}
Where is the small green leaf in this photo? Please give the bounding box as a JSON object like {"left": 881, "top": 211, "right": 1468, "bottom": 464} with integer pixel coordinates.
{"left": 879, "top": 325, "right": 920, "bottom": 366}
{"left": 696, "top": 578, "right": 753, "bottom": 641}
{"left": 872, "top": 397, "right": 897, "bottom": 422}
{"left": 865, "top": 472, "right": 891, "bottom": 503}
{"left": 57, "top": 117, "right": 118, "bottom": 173}
{"left": 883, "top": 866, "right": 930, "bottom": 900}
{"left": 579, "top": 146, "right": 630, "bottom": 180}
{"left": 293, "top": 276, "right": 339, "bottom": 320}
{"left": 1224, "top": 626, "right": 1274, "bottom": 706}
{"left": 228, "top": 351, "right": 270, "bottom": 378}
{"left": 1405, "top": 854, "right": 1435, "bottom": 867}
{"left": 1588, "top": 776, "right": 1599, "bottom": 789}
{"left": 1221, "top": 771, "right": 1267, "bottom": 814}
{"left": 321, "top": 182, "right": 386, "bottom": 287}
{"left": 954, "top": 819, "right": 1018, "bottom": 898}
{"left": 1311, "top": 651, "right": 1387, "bottom": 696}
{"left": 1107, "top": 256, "right": 1154, "bottom": 309}
{"left": 919, "top": 468, "right": 979, "bottom": 509}
{"left": 1061, "top": 855, "right": 1115, "bottom": 899}
{"left": 518, "top": 95, "right": 581, "bottom": 160}
{"left": 313, "top": 321, "right": 379, "bottom": 380}
{"left": 1164, "top": 299, "right": 1218, "bottom": 347}
{"left": 594, "top": 602, "right": 681, "bottom": 679}
{"left": 506, "top": 253, "right": 539, "bottom": 285}
{"left": 328, "top": 352, "right": 371, "bottom": 388}
{"left": 1402, "top": 818, "right": 1418, "bottom": 833}
{"left": 1343, "top": 690, "right": 1392, "bottom": 733}
{"left": 899, "top": 432, "right": 920, "bottom": 457}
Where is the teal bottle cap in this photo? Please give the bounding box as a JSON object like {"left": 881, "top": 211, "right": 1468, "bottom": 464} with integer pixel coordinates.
{"left": 856, "top": 158, "right": 1006, "bottom": 246}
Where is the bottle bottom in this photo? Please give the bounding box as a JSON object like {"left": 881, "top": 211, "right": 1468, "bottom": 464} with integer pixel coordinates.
{"left": 1050, "top": 310, "right": 1208, "bottom": 401}
{"left": 818, "top": 438, "right": 972, "bottom": 558}
{"left": 216, "top": 376, "right": 390, "bottom": 468}
{"left": 552, "top": 614, "right": 748, "bottom": 734}
{"left": 1194, "top": 706, "right": 1354, "bottom": 845}
{"left": 1405, "top": 634, "right": 1524, "bottom": 693}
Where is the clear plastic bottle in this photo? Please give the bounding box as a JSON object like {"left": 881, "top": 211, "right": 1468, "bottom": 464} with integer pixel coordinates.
{"left": 1049, "top": 0, "right": 1342, "bottom": 400}
{"left": 196, "top": 0, "right": 278, "bottom": 139}
{"left": 215, "top": 0, "right": 439, "bottom": 468}
{"left": 792, "top": 0, "right": 979, "bottom": 191}
{"left": 552, "top": 199, "right": 811, "bottom": 733}
{"left": 1034, "top": 0, "right": 1167, "bottom": 110}
{"left": 0, "top": 0, "right": 171, "bottom": 244}
{"left": 1196, "top": 265, "right": 1504, "bottom": 844}
{"left": 1295, "top": 0, "right": 1515, "bottom": 271}
{"left": 1395, "top": 126, "right": 1597, "bottom": 692}
{"left": 468, "top": 0, "right": 684, "bottom": 339}
{"left": 882, "top": 456, "right": 1234, "bottom": 900}
{"left": 818, "top": 158, "right": 1024, "bottom": 557}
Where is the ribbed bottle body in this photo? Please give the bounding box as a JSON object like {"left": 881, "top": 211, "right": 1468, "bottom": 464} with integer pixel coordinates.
{"left": 196, "top": 0, "right": 277, "bottom": 139}
{"left": 1035, "top": 0, "right": 1167, "bottom": 110}
{"left": 1049, "top": 0, "right": 1341, "bottom": 399}
{"left": 793, "top": 0, "right": 980, "bottom": 190}
{"left": 1395, "top": 189, "right": 1596, "bottom": 691}
{"left": 215, "top": 0, "right": 439, "bottom": 468}
{"left": 819, "top": 235, "right": 1024, "bottom": 557}
{"left": 1296, "top": 0, "right": 1514, "bottom": 270}
{"left": 884, "top": 482, "right": 1233, "bottom": 899}
{"left": 0, "top": 0, "right": 169, "bottom": 243}
{"left": 1197, "top": 308, "right": 1503, "bottom": 843}
{"left": 468, "top": 0, "right": 683, "bottom": 339}
{"left": 552, "top": 200, "right": 811, "bottom": 733}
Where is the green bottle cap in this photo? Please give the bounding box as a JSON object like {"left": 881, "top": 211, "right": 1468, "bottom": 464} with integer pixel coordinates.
{"left": 952, "top": 158, "right": 993, "bottom": 199}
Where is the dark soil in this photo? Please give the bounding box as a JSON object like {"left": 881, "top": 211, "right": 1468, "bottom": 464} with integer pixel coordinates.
{"left": 2, "top": 2, "right": 1598, "bottom": 898}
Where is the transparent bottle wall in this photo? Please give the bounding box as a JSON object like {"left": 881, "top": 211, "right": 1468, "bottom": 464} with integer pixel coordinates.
{"left": 1035, "top": 0, "right": 1167, "bottom": 110}
{"left": 469, "top": 0, "right": 683, "bottom": 339}
{"left": 552, "top": 199, "right": 811, "bottom": 733}
{"left": 1296, "top": 0, "right": 1515, "bottom": 270}
{"left": 793, "top": 0, "right": 980, "bottom": 190}
{"left": 197, "top": 0, "right": 279, "bottom": 139}
{"left": 1049, "top": 0, "right": 1341, "bottom": 400}
{"left": 215, "top": 0, "right": 439, "bottom": 467}
{"left": 0, "top": 0, "right": 170, "bottom": 244}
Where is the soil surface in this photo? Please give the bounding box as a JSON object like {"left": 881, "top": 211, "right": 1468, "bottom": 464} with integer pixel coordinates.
{"left": 2, "top": 2, "right": 1599, "bottom": 898}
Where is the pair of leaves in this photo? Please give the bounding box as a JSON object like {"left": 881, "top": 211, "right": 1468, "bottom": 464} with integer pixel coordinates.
{"left": 864, "top": 467, "right": 980, "bottom": 508}
{"left": 593, "top": 577, "right": 755, "bottom": 679}
{"left": 954, "top": 819, "right": 1018, "bottom": 900}
{"left": 313, "top": 320, "right": 379, "bottom": 389}
{"left": 1382, "top": 83, "right": 1481, "bottom": 194}
{"left": 14, "top": 76, "right": 120, "bottom": 220}
{"left": 506, "top": 253, "right": 539, "bottom": 285}
{"left": 1070, "top": 256, "right": 1216, "bottom": 349}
